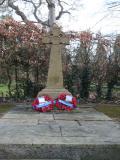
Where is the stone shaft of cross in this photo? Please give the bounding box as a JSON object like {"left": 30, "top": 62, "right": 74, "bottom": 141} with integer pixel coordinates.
{"left": 43, "top": 24, "right": 69, "bottom": 89}
{"left": 37, "top": 24, "right": 71, "bottom": 98}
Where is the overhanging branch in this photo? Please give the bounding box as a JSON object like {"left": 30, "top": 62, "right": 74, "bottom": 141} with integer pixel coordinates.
{"left": 8, "top": 0, "right": 28, "bottom": 23}
{"left": 46, "top": 0, "right": 55, "bottom": 8}
{"left": 22, "top": 0, "right": 49, "bottom": 26}
{"left": 56, "top": 0, "right": 70, "bottom": 20}
{"left": 108, "top": 1, "right": 120, "bottom": 9}
{"left": 0, "top": 0, "right": 6, "bottom": 5}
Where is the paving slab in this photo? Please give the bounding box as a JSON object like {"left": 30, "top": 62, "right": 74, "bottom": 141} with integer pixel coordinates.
{"left": 2, "top": 113, "right": 54, "bottom": 121}
{"left": 0, "top": 104, "right": 120, "bottom": 159}
{"left": 0, "top": 118, "right": 38, "bottom": 125}
{"left": 53, "top": 111, "right": 112, "bottom": 121}
{"left": 60, "top": 121, "right": 120, "bottom": 137}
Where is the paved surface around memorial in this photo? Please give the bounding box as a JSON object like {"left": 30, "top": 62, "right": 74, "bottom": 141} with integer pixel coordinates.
{"left": 0, "top": 104, "right": 120, "bottom": 145}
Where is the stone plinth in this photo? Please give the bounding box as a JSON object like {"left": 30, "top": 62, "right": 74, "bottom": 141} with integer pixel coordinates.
{"left": 38, "top": 88, "right": 70, "bottom": 99}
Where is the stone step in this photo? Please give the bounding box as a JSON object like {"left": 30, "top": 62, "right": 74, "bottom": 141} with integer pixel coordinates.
{"left": 0, "top": 105, "right": 120, "bottom": 160}
{"left": 0, "top": 144, "right": 120, "bottom": 160}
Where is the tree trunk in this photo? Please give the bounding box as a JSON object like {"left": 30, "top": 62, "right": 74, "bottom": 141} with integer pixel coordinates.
{"left": 96, "top": 81, "right": 102, "bottom": 98}
{"left": 80, "top": 66, "right": 91, "bottom": 99}
{"left": 106, "top": 82, "right": 114, "bottom": 100}
{"left": 6, "top": 68, "right": 12, "bottom": 97}
{"left": 15, "top": 63, "right": 19, "bottom": 98}
{"left": 35, "top": 64, "right": 39, "bottom": 84}
{"left": 48, "top": 0, "right": 55, "bottom": 28}
{"left": 26, "top": 68, "right": 29, "bottom": 95}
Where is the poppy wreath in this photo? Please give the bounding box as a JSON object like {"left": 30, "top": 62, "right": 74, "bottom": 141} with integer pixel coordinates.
{"left": 56, "top": 93, "right": 77, "bottom": 111}
{"left": 32, "top": 95, "right": 54, "bottom": 112}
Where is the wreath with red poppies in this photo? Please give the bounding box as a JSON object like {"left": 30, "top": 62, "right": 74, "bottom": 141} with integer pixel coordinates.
{"left": 56, "top": 93, "right": 77, "bottom": 111}
{"left": 32, "top": 95, "right": 53, "bottom": 112}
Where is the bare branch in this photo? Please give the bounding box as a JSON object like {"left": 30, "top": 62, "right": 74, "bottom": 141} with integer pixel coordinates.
{"left": 22, "top": 0, "right": 49, "bottom": 26}
{"left": 59, "top": 1, "right": 69, "bottom": 6}
{"left": 46, "top": 0, "right": 55, "bottom": 8}
{"left": 107, "top": 1, "right": 120, "bottom": 9}
{"left": 0, "top": 0, "right": 6, "bottom": 5}
{"left": 6, "top": 0, "right": 49, "bottom": 26}
{"left": 31, "top": 0, "right": 49, "bottom": 26}
{"left": 109, "top": 4, "right": 120, "bottom": 9}
{"left": 1, "top": 0, "right": 71, "bottom": 26}
{"left": 56, "top": 0, "right": 70, "bottom": 20}
{"left": 8, "top": 0, "right": 28, "bottom": 23}
{"left": 56, "top": 10, "right": 70, "bottom": 20}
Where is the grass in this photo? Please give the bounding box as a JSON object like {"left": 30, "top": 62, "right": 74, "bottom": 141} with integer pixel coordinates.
{"left": 95, "top": 104, "right": 120, "bottom": 120}
{"left": 0, "top": 84, "right": 8, "bottom": 95}
{"left": 0, "top": 104, "right": 15, "bottom": 113}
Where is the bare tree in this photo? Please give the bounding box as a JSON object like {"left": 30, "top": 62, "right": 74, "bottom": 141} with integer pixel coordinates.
{"left": 106, "top": 34, "right": 120, "bottom": 100}
{"left": 93, "top": 33, "right": 109, "bottom": 98}
{"left": 0, "top": 0, "right": 77, "bottom": 28}
{"left": 74, "top": 31, "right": 93, "bottom": 98}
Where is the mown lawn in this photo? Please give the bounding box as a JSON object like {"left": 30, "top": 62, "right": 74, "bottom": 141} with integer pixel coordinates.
{"left": 0, "top": 104, "right": 15, "bottom": 113}
{"left": 95, "top": 104, "right": 120, "bottom": 120}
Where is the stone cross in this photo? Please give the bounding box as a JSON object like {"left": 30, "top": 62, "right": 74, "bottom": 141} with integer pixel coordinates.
{"left": 38, "top": 24, "right": 71, "bottom": 98}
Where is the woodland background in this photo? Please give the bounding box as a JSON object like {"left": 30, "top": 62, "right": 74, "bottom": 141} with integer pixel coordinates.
{"left": 0, "top": 0, "right": 119, "bottom": 102}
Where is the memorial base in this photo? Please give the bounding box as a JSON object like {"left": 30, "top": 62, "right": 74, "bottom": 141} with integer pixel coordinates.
{"left": 37, "top": 88, "right": 71, "bottom": 99}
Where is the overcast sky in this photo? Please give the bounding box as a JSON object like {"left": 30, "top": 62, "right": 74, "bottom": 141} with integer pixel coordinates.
{"left": 58, "top": 0, "right": 120, "bottom": 35}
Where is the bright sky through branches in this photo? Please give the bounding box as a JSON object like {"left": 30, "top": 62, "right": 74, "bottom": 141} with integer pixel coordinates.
{"left": 59, "top": 0, "right": 120, "bottom": 34}
{"left": 3, "top": 0, "right": 120, "bottom": 34}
